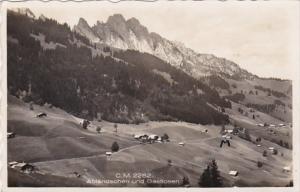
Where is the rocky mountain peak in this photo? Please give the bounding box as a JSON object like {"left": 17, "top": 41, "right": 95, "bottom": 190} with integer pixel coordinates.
{"left": 127, "top": 17, "right": 140, "bottom": 26}
{"left": 106, "top": 14, "right": 129, "bottom": 40}
{"left": 39, "top": 14, "right": 47, "bottom": 21}
{"left": 74, "top": 14, "right": 255, "bottom": 79}
{"left": 78, "top": 17, "right": 90, "bottom": 27}
{"left": 74, "top": 17, "right": 100, "bottom": 43}
{"left": 107, "top": 14, "right": 126, "bottom": 25}
{"left": 127, "top": 17, "right": 149, "bottom": 40}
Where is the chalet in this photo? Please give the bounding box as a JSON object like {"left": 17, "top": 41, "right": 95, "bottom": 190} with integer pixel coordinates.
{"left": 36, "top": 112, "right": 47, "bottom": 118}
{"left": 256, "top": 144, "right": 261, "bottom": 147}
{"left": 257, "top": 124, "right": 264, "bottom": 127}
{"left": 268, "top": 147, "right": 276, "bottom": 154}
{"left": 134, "top": 134, "right": 142, "bottom": 139}
{"left": 147, "top": 134, "right": 157, "bottom": 143}
{"left": 225, "top": 129, "right": 233, "bottom": 134}
{"left": 229, "top": 170, "right": 239, "bottom": 177}
{"left": 106, "top": 152, "right": 112, "bottom": 156}
{"left": 73, "top": 171, "right": 81, "bottom": 178}
{"left": 283, "top": 166, "right": 291, "bottom": 172}
{"left": 134, "top": 134, "right": 146, "bottom": 139}
{"left": 148, "top": 134, "right": 159, "bottom": 140}
{"left": 178, "top": 142, "right": 185, "bottom": 146}
{"left": 7, "top": 132, "right": 15, "bottom": 139}
{"left": 134, "top": 134, "right": 149, "bottom": 143}
{"left": 9, "top": 161, "right": 18, "bottom": 167}
{"left": 157, "top": 137, "right": 162, "bottom": 143}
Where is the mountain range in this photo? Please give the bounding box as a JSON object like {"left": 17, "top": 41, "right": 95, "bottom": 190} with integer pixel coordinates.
{"left": 7, "top": 9, "right": 292, "bottom": 124}
{"left": 6, "top": 8, "right": 294, "bottom": 188}
{"left": 74, "top": 14, "right": 254, "bottom": 80}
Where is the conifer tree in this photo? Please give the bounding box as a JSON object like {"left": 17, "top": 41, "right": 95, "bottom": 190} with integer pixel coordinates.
{"left": 198, "top": 160, "right": 223, "bottom": 187}
{"left": 199, "top": 165, "right": 212, "bottom": 187}
{"left": 210, "top": 159, "right": 223, "bottom": 187}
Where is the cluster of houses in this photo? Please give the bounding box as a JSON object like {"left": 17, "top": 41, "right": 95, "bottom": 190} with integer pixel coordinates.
{"left": 133, "top": 134, "right": 169, "bottom": 144}
{"left": 9, "top": 161, "right": 35, "bottom": 173}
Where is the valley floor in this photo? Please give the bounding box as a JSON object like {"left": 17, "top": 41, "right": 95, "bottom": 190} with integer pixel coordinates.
{"left": 7, "top": 96, "right": 293, "bottom": 187}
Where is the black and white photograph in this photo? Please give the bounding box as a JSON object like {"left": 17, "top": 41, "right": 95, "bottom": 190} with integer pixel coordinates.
{"left": 1, "top": 1, "right": 299, "bottom": 190}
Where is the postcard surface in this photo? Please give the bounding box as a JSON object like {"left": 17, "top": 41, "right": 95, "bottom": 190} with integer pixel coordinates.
{"left": 0, "top": 1, "right": 299, "bottom": 191}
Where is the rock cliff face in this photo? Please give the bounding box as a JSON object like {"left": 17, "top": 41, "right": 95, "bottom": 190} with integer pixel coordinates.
{"left": 74, "top": 14, "right": 254, "bottom": 79}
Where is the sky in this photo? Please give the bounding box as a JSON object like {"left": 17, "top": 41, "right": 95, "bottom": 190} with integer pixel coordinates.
{"left": 7, "top": 1, "right": 300, "bottom": 79}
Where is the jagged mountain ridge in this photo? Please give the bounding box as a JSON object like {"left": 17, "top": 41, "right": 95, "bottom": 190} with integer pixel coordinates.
{"left": 74, "top": 14, "right": 254, "bottom": 79}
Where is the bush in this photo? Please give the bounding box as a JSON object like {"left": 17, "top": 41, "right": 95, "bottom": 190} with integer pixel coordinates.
{"left": 96, "top": 126, "right": 101, "bottom": 133}
{"left": 114, "top": 123, "right": 118, "bottom": 133}
{"left": 273, "top": 149, "right": 278, "bottom": 155}
{"left": 181, "top": 176, "right": 190, "bottom": 187}
{"left": 286, "top": 181, "right": 293, "bottom": 187}
{"left": 263, "top": 150, "right": 267, "bottom": 157}
{"left": 162, "top": 133, "right": 169, "bottom": 141}
{"left": 82, "top": 120, "right": 89, "bottom": 129}
{"left": 238, "top": 107, "right": 244, "bottom": 114}
{"left": 111, "top": 141, "right": 119, "bottom": 152}
{"left": 284, "top": 142, "right": 290, "bottom": 149}
{"left": 257, "top": 161, "right": 263, "bottom": 168}
{"left": 256, "top": 137, "right": 261, "bottom": 142}
{"left": 167, "top": 159, "right": 172, "bottom": 166}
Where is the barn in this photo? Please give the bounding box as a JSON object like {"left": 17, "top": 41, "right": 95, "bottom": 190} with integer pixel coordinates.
{"left": 36, "top": 112, "right": 47, "bottom": 118}
{"left": 229, "top": 170, "right": 238, "bottom": 176}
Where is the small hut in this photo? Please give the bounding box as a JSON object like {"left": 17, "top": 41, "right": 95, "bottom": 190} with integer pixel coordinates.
{"left": 229, "top": 170, "right": 238, "bottom": 177}
{"left": 7, "top": 132, "right": 15, "bottom": 139}
{"left": 36, "top": 112, "right": 47, "bottom": 118}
